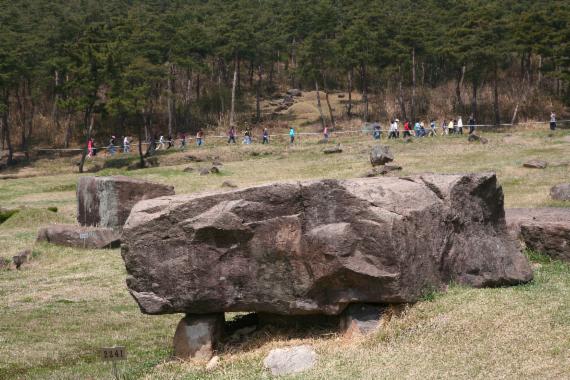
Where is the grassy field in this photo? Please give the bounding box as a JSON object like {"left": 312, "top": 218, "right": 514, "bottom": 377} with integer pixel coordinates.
{"left": 1, "top": 127, "right": 570, "bottom": 379}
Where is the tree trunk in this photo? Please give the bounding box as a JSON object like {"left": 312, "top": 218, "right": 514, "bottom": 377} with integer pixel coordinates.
{"left": 347, "top": 68, "right": 353, "bottom": 117}
{"left": 471, "top": 78, "right": 478, "bottom": 122}
{"left": 455, "top": 66, "right": 465, "bottom": 111}
{"left": 411, "top": 47, "right": 416, "bottom": 122}
{"left": 511, "top": 103, "right": 519, "bottom": 125}
{"left": 268, "top": 61, "right": 274, "bottom": 92}
{"left": 323, "top": 74, "right": 336, "bottom": 130}
{"left": 196, "top": 74, "right": 200, "bottom": 101}
{"left": 236, "top": 56, "right": 241, "bottom": 94}
{"left": 537, "top": 55, "right": 542, "bottom": 88}
{"left": 167, "top": 63, "right": 176, "bottom": 137}
{"left": 229, "top": 55, "right": 238, "bottom": 127}
{"left": 315, "top": 80, "right": 326, "bottom": 130}
{"left": 138, "top": 115, "right": 145, "bottom": 169}
{"left": 398, "top": 65, "right": 407, "bottom": 120}
{"left": 360, "top": 63, "right": 369, "bottom": 122}
{"left": 493, "top": 63, "right": 500, "bottom": 126}
{"left": 256, "top": 65, "right": 262, "bottom": 123}
{"left": 1, "top": 92, "right": 14, "bottom": 165}
{"left": 249, "top": 60, "right": 254, "bottom": 89}
{"left": 78, "top": 111, "right": 94, "bottom": 173}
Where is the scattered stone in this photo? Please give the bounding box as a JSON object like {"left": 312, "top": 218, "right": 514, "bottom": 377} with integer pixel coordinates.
{"left": 210, "top": 166, "right": 220, "bottom": 174}
{"left": 37, "top": 225, "right": 121, "bottom": 249}
{"left": 550, "top": 184, "right": 570, "bottom": 201}
{"left": 206, "top": 356, "right": 220, "bottom": 371}
{"left": 0, "top": 257, "right": 10, "bottom": 270}
{"left": 506, "top": 208, "right": 570, "bottom": 263}
{"left": 323, "top": 145, "right": 342, "bottom": 154}
{"left": 77, "top": 176, "right": 174, "bottom": 229}
{"left": 340, "top": 304, "right": 385, "bottom": 337}
{"left": 183, "top": 167, "right": 195, "bottom": 173}
{"left": 221, "top": 181, "right": 238, "bottom": 189}
{"left": 370, "top": 145, "right": 394, "bottom": 166}
{"left": 186, "top": 155, "right": 204, "bottom": 162}
{"left": 13, "top": 249, "right": 31, "bottom": 270}
{"left": 467, "top": 134, "right": 489, "bottom": 144}
{"left": 286, "top": 89, "right": 302, "bottom": 97}
{"left": 122, "top": 173, "right": 532, "bottom": 316}
{"left": 363, "top": 165, "right": 402, "bottom": 177}
{"left": 523, "top": 159, "right": 548, "bottom": 169}
{"left": 199, "top": 168, "right": 210, "bottom": 176}
{"left": 227, "top": 326, "right": 256, "bottom": 343}
{"left": 263, "top": 345, "right": 317, "bottom": 376}
{"left": 173, "top": 314, "right": 224, "bottom": 360}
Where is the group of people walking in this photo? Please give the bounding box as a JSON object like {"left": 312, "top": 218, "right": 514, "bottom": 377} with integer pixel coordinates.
{"left": 85, "top": 112, "right": 561, "bottom": 158}
{"left": 380, "top": 115, "right": 477, "bottom": 140}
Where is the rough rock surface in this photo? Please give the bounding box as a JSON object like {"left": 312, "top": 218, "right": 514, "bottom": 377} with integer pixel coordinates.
{"left": 37, "top": 224, "right": 121, "bottom": 249}
{"left": 122, "top": 173, "right": 532, "bottom": 316}
{"left": 523, "top": 159, "right": 547, "bottom": 169}
{"left": 263, "top": 345, "right": 317, "bottom": 376}
{"left": 506, "top": 208, "right": 570, "bottom": 262}
{"left": 173, "top": 314, "right": 224, "bottom": 360}
{"left": 363, "top": 165, "right": 402, "bottom": 177}
{"left": 370, "top": 145, "right": 394, "bottom": 166}
{"left": 77, "top": 176, "right": 174, "bottom": 228}
{"left": 550, "top": 184, "right": 570, "bottom": 201}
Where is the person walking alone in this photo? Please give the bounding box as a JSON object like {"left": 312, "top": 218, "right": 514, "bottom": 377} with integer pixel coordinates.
{"left": 468, "top": 114, "right": 476, "bottom": 134}
{"left": 550, "top": 111, "right": 557, "bottom": 131}
{"left": 196, "top": 129, "right": 204, "bottom": 146}
{"left": 262, "top": 128, "right": 269, "bottom": 144}
{"left": 289, "top": 127, "right": 296, "bottom": 144}
{"left": 228, "top": 126, "right": 237, "bottom": 144}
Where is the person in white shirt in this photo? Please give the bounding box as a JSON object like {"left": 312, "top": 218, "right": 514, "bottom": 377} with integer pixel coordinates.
{"left": 457, "top": 116, "right": 463, "bottom": 134}
{"left": 550, "top": 112, "right": 557, "bottom": 131}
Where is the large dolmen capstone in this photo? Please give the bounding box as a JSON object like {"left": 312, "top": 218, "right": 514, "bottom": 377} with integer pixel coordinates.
{"left": 121, "top": 173, "right": 532, "bottom": 317}
{"left": 77, "top": 176, "right": 174, "bottom": 229}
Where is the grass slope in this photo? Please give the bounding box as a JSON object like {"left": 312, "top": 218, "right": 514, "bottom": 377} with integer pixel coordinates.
{"left": 0, "top": 127, "right": 569, "bottom": 379}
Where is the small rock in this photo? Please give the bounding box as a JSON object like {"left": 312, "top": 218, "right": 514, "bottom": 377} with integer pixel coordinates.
{"left": 263, "top": 345, "right": 317, "bottom": 376}
{"left": 221, "top": 181, "right": 238, "bottom": 189}
{"left": 228, "top": 326, "right": 256, "bottom": 343}
{"left": 37, "top": 225, "right": 121, "bottom": 249}
{"left": 186, "top": 155, "right": 204, "bottom": 162}
{"left": 286, "top": 89, "right": 302, "bottom": 97}
{"left": 183, "top": 167, "right": 195, "bottom": 173}
{"left": 13, "top": 249, "right": 31, "bottom": 270}
{"left": 467, "top": 134, "right": 488, "bottom": 144}
{"left": 370, "top": 146, "right": 394, "bottom": 166}
{"left": 550, "top": 184, "right": 570, "bottom": 201}
{"left": 199, "top": 168, "right": 210, "bottom": 176}
{"left": 363, "top": 165, "right": 402, "bottom": 177}
{"left": 210, "top": 166, "right": 220, "bottom": 174}
{"left": 323, "top": 145, "right": 342, "bottom": 154}
{"left": 523, "top": 159, "right": 548, "bottom": 169}
{"left": 206, "top": 355, "right": 219, "bottom": 371}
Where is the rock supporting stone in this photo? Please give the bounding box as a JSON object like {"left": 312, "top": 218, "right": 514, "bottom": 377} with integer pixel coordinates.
{"left": 340, "top": 304, "right": 385, "bottom": 336}
{"left": 323, "top": 145, "right": 343, "bottom": 154}
{"left": 77, "top": 176, "right": 174, "bottom": 229}
{"left": 506, "top": 208, "right": 570, "bottom": 262}
{"left": 122, "top": 173, "right": 532, "bottom": 316}
{"left": 36, "top": 224, "right": 121, "bottom": 249}
{"left": 173, "top": 313, "right": 224, "bottom": 360}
